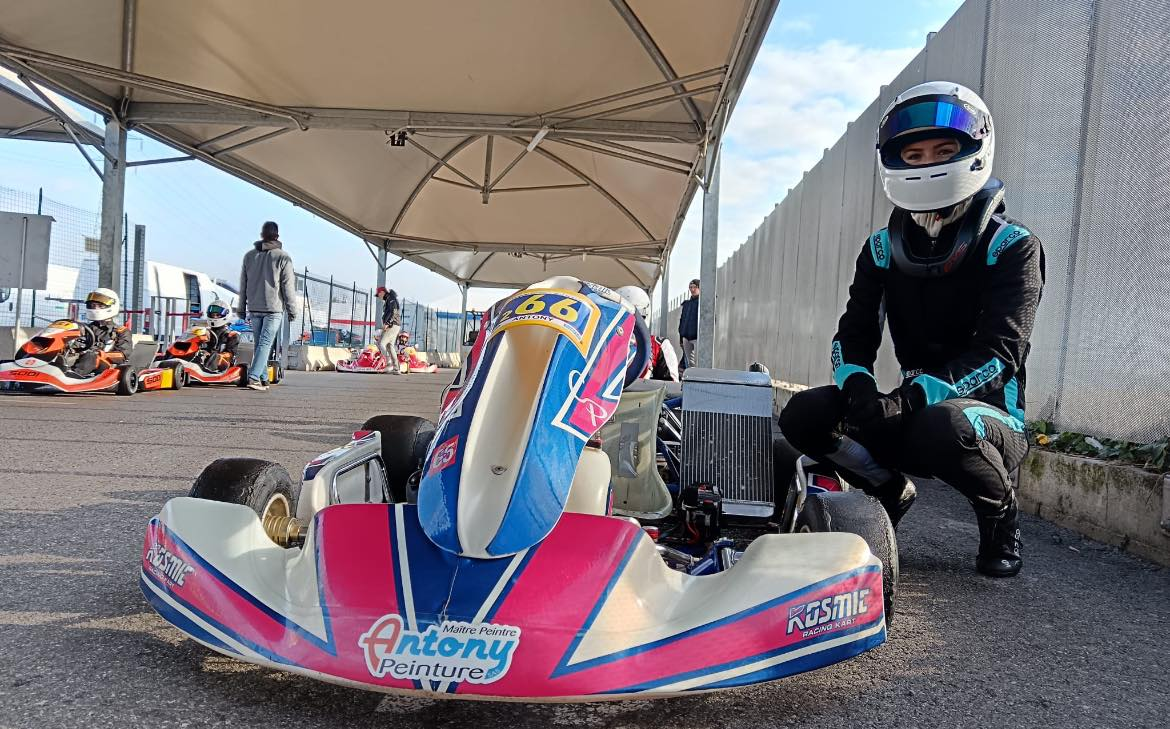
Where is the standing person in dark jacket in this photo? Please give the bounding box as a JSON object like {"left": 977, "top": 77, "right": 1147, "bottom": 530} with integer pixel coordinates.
{"left": 678, "top": 279, "right": 700, "bottom": 369}
{"left": 375, "top": 286, "right": 402, "bottom": 375}
{"left": 236, "top": 221, "right": 297, "bottom": 391}
{"left": 778, "top": 82, "right": 1044, "bottom": 578}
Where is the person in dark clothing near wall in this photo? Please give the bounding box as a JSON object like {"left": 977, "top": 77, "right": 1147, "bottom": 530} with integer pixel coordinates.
{"left": 236, "top": 221, "right": 297, "bottom": 391}
{"left": 375, "top": 286, "right": 402, "bottom": 375}
{"left": 678, "top": 279, "right": 700, "bottom": 369}
{"left": 777, "top": 82, "right": 1045, "bottom": 578}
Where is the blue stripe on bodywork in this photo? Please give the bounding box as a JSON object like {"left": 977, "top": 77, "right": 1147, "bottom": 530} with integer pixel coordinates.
{"left": 963, "top": 405, "right": 1025, "bottom": 439}
{"left": 688, "top": 627, "right": 886, "bottom": 692}
{"left": 868, "top": 229, "right": 891, "bottom": 269}
{"left": 140, "top": 567, "right": 299, "bottom": 666}
{"left": 986, "top": 224, "right": 1030, "bottom": 265}
{"left": 150, "top": 519, "right": 336, "bottom": 655}
{"left": 550, "top": 536, "right": 642, "bottom": 679}
{"left": 139, "top": 575, "right": 241, "bottom": 656}
{"left": 557, "top": 564, "right": 881, "bottom": 680}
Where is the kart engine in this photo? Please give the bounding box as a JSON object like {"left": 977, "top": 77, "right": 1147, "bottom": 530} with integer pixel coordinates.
{"left": 680, "top": 368, "right": 776, "bottom": 519}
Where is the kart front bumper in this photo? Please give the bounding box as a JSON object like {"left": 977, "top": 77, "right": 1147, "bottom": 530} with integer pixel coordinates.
{"left": 142, "top": 498, "right": 885, "bottom": 701}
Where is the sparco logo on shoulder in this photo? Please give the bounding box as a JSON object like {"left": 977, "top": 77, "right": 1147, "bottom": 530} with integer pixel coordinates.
{"left": 145, "top": 544, "right": 195, "bottom": 586}
{"left": 991, "top": 228, "right": 1026, "bottom": 259}
{"left": 786, "top": 589, "right": 871, "bottom": 637}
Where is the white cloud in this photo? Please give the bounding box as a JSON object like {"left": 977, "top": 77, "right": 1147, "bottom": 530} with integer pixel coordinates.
{"left": 778, "top": 17, "right": 814, "bottom": 34}
{"left": 658, "top": 39, "right": 919, "bottom": 301}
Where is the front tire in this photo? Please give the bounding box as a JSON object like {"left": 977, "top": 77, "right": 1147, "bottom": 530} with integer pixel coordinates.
{"left": 171, "top": 363, "right": 186, "bottom": 390}
{"left": 360, "top": 415, "right": 436, "bottom": 502}
{"left": 116, "top": 367, "right": 138, "bottom": 396}
{"left": 797, "top": 490, "right": 899, "bottom": 619}
{"left": 189, "top": 458, "right": 300, "bottom": 525}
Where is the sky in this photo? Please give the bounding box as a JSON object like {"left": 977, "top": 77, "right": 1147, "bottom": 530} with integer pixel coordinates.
{"left": 0, "top": 0, "right": 964, "bottom": 312}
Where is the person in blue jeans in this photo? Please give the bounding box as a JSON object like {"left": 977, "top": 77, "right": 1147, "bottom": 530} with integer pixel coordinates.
{"left": 236, "top": 221, "right": 297, "bottom": 391}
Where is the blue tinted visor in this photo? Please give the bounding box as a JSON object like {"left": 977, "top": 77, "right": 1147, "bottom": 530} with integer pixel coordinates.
{"left": 206, "top": 304, "right": 230, "bottom": 319}
{"left": 877, "top": 95, "right": 989, "bottom": 149}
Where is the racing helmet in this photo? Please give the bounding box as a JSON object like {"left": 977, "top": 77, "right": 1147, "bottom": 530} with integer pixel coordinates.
{"left": 85, "top": 287, "right": 120, "bottom": 322}
{"left": 877, "top": 81, "right": 994, "bottom": 212}
{"left": 616, "top": 285, "right": 651, "bottom": 320}
{"left": 205, "top": 299, "right": 231, "bottom": 327}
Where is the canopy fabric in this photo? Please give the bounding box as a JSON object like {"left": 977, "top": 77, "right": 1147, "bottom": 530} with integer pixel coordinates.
{"left": 0, "top": 0, "right": 777, "bottom": 288}
{"left": 0, "top": 68, "right": 102, "bottom": 145}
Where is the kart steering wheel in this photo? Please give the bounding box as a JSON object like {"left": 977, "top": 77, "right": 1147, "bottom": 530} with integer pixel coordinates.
{"left": 623, "top": 312, "right": 652, "bottom": 389}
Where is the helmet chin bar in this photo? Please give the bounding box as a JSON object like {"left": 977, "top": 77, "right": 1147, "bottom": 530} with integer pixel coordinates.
{"left": 888, "top": 179, "right": 1004, "bottom": 278}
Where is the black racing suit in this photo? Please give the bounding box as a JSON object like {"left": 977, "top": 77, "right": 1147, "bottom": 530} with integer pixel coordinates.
{"left": 205, "top": 326, "right": 240, "bottom": 372}
{"left": 75, "top": 320, "right": 131, "bottom": 376}
{"left": 779, "top": 201, "right": 1045, "bottom": 515}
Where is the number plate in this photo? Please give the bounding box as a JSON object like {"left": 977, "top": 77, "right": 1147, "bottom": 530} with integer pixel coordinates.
{"left": 490, "top": 289, "right": 600, "bottom": 353}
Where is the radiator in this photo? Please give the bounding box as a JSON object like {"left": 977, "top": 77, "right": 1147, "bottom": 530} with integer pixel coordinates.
{"left": 680, "top": 368, "right": 775, "bottom": 518}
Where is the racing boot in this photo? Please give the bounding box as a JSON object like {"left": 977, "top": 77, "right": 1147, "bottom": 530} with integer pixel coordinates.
{"left": 975, "top": 493, "right": 1022, "bottom": 578}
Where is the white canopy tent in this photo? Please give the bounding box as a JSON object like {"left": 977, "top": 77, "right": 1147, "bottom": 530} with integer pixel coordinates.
{"left": 0, "top": 0, "right": 777, "bottom": 297}
{"left": 0, "top": 68, "right": 102, "bottom": 157}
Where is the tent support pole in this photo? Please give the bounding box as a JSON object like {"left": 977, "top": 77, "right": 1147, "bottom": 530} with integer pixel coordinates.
{"left": 659, "top": 257, "right": 670, "bottom": 340}
{"left": 697, "top": 150, "right": 719, "bottom": 369}
{"left": 459, "top": 284, "right": 470, "bottom": 358}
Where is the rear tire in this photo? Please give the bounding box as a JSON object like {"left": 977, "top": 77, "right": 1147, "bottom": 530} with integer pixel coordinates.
{"left": 116, "top": 366, "right": 138, "bottom": 396}
{"left": 797, "top": 490, "right": 898, "bottom": 620}
{"left": 360, "top": 415, "right": 436, "bottom": 502}
{"left": 236, "top": 362, "right": 252, "bottom": 387}
{"left": 190, "top": 458, "right": 300, "bottom": 523}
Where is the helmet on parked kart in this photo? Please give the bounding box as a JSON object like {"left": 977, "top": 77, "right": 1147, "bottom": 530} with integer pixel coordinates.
{"left": 877, "top": 81, "right": 994, "bottom": 212}
{"left": 205, "top": 299, "right": 231, "bottom": 327}
{"left": 84, "top": 287, "right": 120, "bottom": 322}
{"left": 616, "top": 285, "right": 651, "bottom": 320}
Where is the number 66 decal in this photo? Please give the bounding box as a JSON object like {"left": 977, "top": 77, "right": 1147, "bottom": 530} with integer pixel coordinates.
{"left": 491, "top": 289, "right": 600, "bottom": 353}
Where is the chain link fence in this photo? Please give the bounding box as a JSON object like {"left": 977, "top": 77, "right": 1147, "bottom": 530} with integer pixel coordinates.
{"left": 2, "top": 185, "right": 469, "bottom": 358}
{"left": 677, "top": 0, "right": 1170, "bottom": 443}
{"left": 292, "top": 269, "right": 473, "bottom": 354}
{"left": 0, "top": 184, "right": 143, "bottom": 329}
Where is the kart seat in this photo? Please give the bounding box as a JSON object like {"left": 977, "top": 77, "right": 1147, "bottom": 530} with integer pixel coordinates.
{"left": 600, "top": 380, "right": 673, "bottom": 520}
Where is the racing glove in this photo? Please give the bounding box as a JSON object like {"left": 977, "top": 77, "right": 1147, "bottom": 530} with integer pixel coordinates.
{"left": 841, "top": 374, "right": 880, "bottom": 427}
{"left": 897, "top": 380, "right": 928, "bottom": 414}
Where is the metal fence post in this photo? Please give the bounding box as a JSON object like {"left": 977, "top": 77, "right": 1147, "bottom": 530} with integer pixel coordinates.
{"left": 132, "top": 224, "right": 145, "bottom": 334}
{"left": 326, "top": 275, "right": 334, "bottom": 344}
{"left": 349, "top": 281, "right": 357, "bottom": 346}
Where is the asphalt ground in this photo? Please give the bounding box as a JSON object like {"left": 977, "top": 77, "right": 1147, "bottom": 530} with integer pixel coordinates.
{"left": 0, "top": 370, "right": 1166, "bottom": 729}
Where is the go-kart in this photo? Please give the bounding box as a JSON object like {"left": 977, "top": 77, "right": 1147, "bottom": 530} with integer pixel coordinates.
{"left": 397, "top": 331, "right": 438, "bottom": 374}
{"left": 0, "top": 319, "right": 155, "bottom": 395}
{"left": 141, "top": 277, "right": 891, "bottom": 701}
{"left": 139, "top": 326, "right": 282, "bottom": 389}
{"left": 336, "top": 345, "right": 390, "bottom": 374}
